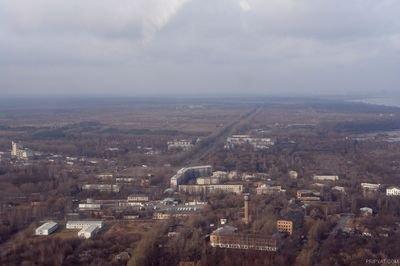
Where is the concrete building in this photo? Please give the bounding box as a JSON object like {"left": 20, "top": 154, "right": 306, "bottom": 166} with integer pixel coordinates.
{"left": 35, "top": 222, "right": 58, "bottom": 236}
{"left": 66, "top": 220, "right": 104, "bottom": 230}
{"left": 96, "top": 174, "right": 113, "bottom": 180}
{"left": 167, "top": 140, "right": 193, "bottom": 151}
{"left": 196, "top": 177, "right": 220, "bottom": 185}
{"left": 256, "top": 185, "right": 286, "bottom": 195}
{"left": 81, "top": 184, "right": 120, "bottom": 193}
{"left": 78, "top": 224, "right": 100, "bottom": 239}
{"left": 170, "top": 165, "right": 212, "bottom": 188}
{"left": 361, "top": 183, "right": 381, "bottom": 198}
{"left": 386, "top": 186, "right": 400, "bottom": 196}
{"left": 332, "top": 186, "right": 346, "bottom": 193}
{"left": 78, "top": 203, "right": 101, "bottom": 211}
{"left": 313, "top": 175, "right": 339, "bottom": 181}
{"left": 179, "top": 184, "right": 243, "bottom": 195}
{"left": 225, "top": 135, "right": 274, "bottom": 150}
{"left": 212, "top": 171, "right": 228, "bottom": 179}
{"left": 289, "top": 171, "right": 298, "bottom": 179}
{"left": 11, "top": 141, "right": 33, "bottom": 160}
{"left": 210, "top": 226, "right": 278, "bottom": 252}
{"left": 361, "top": 183, "right": 380, "bottom": 190}
{"left": 296, "top": 190, "right": 321, "bottom": 201}
{"left": 127, "top": 195, "right": 149, "bottom": 202}
{"left": 360, "top": 207, "right": 373, "bottom": 216}
{"left": 277, "top": 220, "right": 293, "bottom": 235}
{"left": 116, "top": 177, "right": 136, "bottom": 183}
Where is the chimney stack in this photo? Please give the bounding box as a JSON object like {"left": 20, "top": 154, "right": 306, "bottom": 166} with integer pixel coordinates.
{"left": 244, "top": 194, "right": 250, "bottom": 224}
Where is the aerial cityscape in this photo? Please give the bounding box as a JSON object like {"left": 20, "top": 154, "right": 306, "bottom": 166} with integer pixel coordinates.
{"left": 1, "top": 0, "right": 400, "bottom": 265}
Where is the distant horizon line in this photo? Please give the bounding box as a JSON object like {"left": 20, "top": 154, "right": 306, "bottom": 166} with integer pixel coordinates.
{"left": 1, "top": 92, "right": 396, "bottom": 100}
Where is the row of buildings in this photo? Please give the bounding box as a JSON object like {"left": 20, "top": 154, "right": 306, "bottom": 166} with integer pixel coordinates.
{"left": 35, "top": 220, "right": 104, "bottom": 239}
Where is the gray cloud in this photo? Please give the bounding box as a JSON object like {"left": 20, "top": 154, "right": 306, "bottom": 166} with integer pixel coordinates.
{"left": 0, "top": 0, "right": 399, "bottom": 96}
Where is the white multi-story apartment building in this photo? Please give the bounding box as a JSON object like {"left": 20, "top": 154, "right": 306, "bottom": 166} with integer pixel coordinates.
{"left": 11, "top": 141, "right": 33, "bottom": 160}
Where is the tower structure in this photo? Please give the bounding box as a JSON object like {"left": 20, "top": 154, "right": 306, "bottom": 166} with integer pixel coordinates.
{"left": 244, "top": 194, "right": 250, "bottom": 224}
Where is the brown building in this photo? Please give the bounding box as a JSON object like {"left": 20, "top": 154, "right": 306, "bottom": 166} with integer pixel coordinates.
{"left": 210, "top": 226, "right": 278, "bottom": 252}
{"left": 277, "top": 220, "right": 293, "bottom": 235}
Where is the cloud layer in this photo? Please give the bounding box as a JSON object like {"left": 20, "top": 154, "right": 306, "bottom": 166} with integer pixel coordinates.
{"left": 1, "top": 0, "right": 399, "bottom": 96}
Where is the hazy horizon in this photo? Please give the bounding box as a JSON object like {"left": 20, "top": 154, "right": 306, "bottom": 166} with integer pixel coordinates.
{"left": 1, "top": 0, "right": 400, "bottom": 96}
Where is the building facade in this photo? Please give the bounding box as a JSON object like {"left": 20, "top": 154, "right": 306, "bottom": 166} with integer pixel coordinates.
{"left": 386, "top": 187, "right": 400, "bottom": 196}
{"left": 277, "top": 220, "right": 293, "bottom": 235}
{"left": 210, "top": 226, "right": 278, "bottom": 252}
{"left": 35, "top": 222, "right": 58, "bottom": 236}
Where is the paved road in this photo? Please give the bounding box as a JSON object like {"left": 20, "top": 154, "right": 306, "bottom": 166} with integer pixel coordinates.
{"left": 181, "top": 106, "right": 262, "bottom": 165}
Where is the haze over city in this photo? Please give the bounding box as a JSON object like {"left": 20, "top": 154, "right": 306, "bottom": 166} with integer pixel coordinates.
{"left": 1, "top": 0, "right": 400, "bottom": 96}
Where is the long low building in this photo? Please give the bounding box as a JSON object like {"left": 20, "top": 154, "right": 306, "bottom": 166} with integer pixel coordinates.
{"left": 82, "top": 184, "right": 120, "bottom": 193}
{"left": 210, "top": 226, "right": 278, "bottom": 252}
{"left": 256, "top": 185, "right": 286, "bottom": 195}
{"left": 170, "top": 165, "right": 212, "bottom": 188}
{"left": 179, "top": 184, "right": 243, "bottom": 195}
{"left": 78, "top": 203, "right": 102, "bottom": 211}
{"left": 153, "top": 204, "right": 206, "bottom": 220}
{"left": 313, "top": 175, "right": 339, "bottom": 181}
{"left": 78, "top": 224, "right": 101, "bottom": 239}
{"left": 35, "top": 222, "right": 58, "bottom": 236}
{"left": 66, "top": 220, "right": 104, "bottom": 229}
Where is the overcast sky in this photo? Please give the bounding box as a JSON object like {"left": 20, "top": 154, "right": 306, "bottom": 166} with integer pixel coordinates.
{"left": 1, "top": 0, "right": 399, "bottom": 97}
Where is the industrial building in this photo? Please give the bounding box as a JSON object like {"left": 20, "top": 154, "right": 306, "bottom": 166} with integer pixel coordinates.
{"left": 170, "top": 165, "right": 213, "bottom": 188}
{"left": 78, "top": 224, "right": 101, "bottom": 239}
{"left": 66, "top": 220, "right": 104, "bottom": 239}
{"left": 210, "top": 226, "right": 278, "bottom": 252}
{"left": 66, "top": 220, "right": 104, "bottom": 229}
{"left": 35, "top": 222, "right": 58, "bottom": 236}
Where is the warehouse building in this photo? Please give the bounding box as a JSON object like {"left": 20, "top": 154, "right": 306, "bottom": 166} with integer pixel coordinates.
{"left": 210, "top": 226, "right": 278, "bottom": 252}
{"left": 35, "top": 222, "right": 58, "bottom": 236}
{"left": 78, "top": 224, "right": 101, "bottom": 239}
